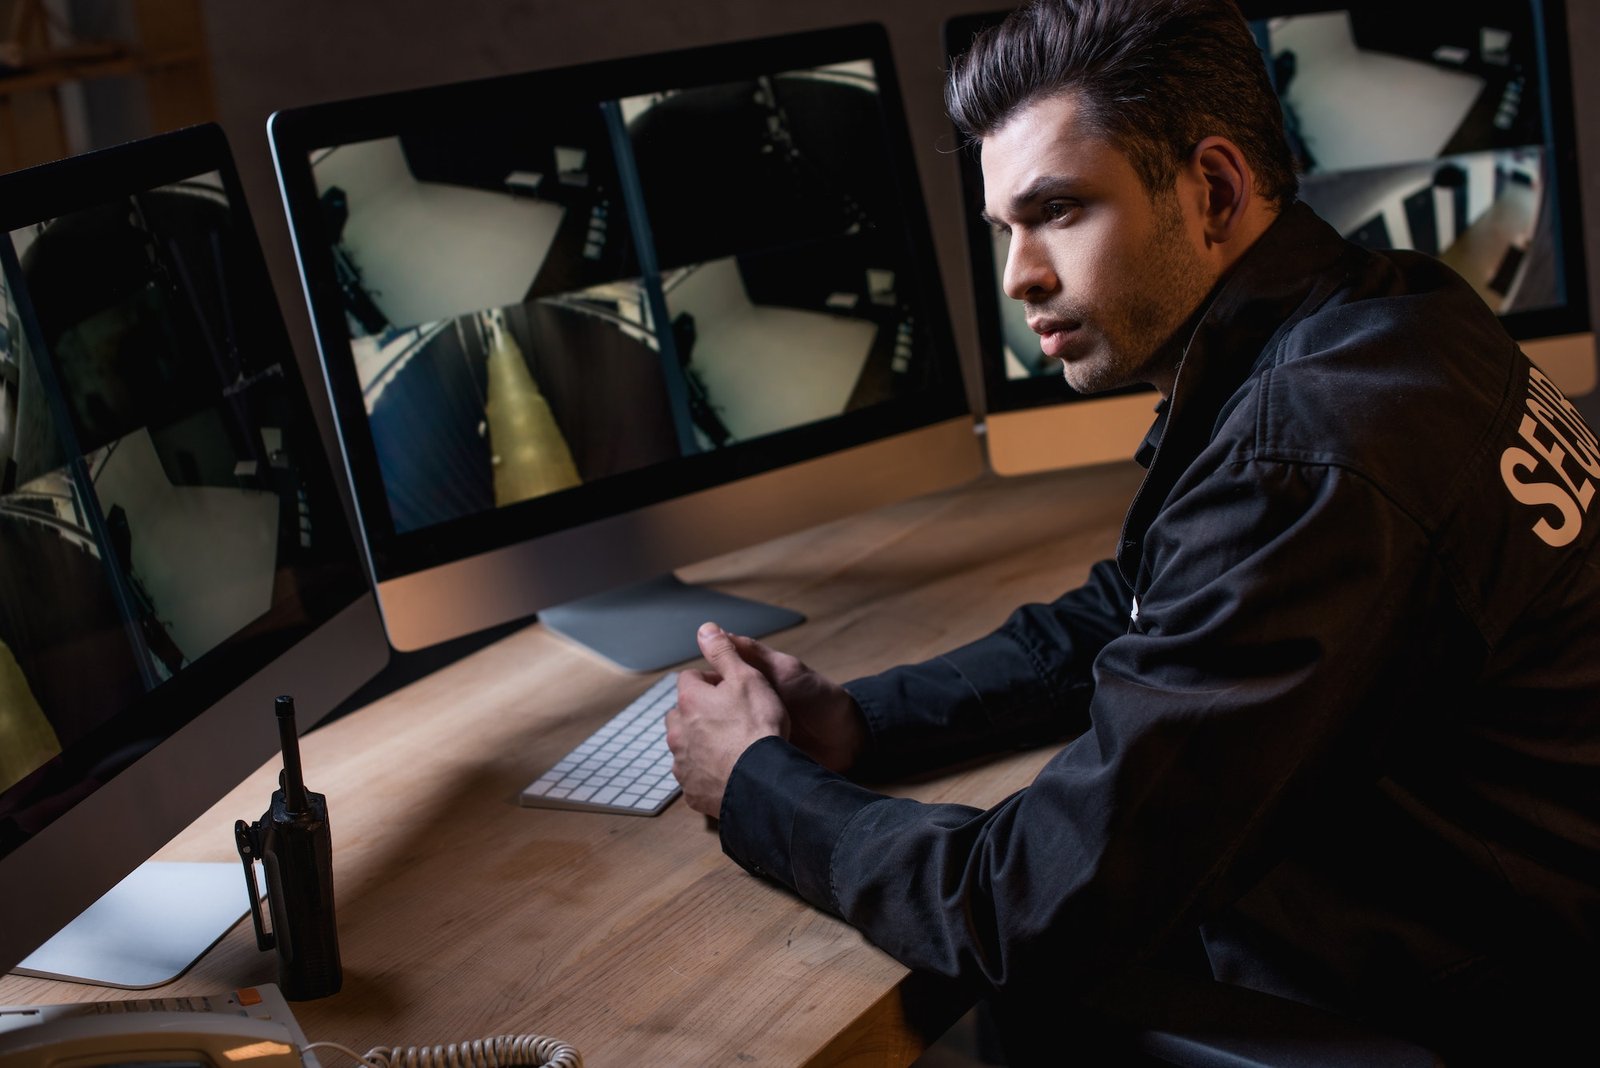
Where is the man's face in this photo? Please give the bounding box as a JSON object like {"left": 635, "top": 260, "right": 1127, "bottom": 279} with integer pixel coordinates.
{"left": 981, "top": 92, "right": 1217, "bottom": 397}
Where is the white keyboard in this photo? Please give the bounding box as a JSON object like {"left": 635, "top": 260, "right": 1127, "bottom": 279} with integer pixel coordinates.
{"left": 519, "top": 673, "right": 681, "bottom": 815}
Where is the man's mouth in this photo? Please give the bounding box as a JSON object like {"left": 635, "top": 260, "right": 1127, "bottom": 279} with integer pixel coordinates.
{"left": 1030, "top": 318, "right": 1079, "bottom": 359}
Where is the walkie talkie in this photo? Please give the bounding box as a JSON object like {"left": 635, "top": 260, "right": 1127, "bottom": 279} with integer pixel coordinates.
{"left": 235, "top": 695, "right": 343, "bottom": 1000}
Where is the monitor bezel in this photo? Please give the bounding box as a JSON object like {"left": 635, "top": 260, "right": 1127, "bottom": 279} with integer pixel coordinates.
{"left": 269, "top": 22, "right": 971, "bottom": 586}
{"left": 0, "top": 124, "right": 388, "bottom": 976}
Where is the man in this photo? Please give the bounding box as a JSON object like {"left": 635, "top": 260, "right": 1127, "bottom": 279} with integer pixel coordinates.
{"left": 666, "top": 0, "right": 1600, "bottom": 1061}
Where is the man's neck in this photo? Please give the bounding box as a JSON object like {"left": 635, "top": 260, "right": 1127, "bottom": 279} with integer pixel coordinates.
{"left": 1152, "top": 202, "right": 1286, "bottom": 400}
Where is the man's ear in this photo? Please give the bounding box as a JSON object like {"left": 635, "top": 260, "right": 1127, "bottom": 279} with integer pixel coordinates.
{"left": 1188, "top": 136, "right": 1255, "bottom": 247}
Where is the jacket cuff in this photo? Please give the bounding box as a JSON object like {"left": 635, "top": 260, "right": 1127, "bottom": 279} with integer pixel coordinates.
{"left": 719, "top": 735, "right": 884, "bottom": 913}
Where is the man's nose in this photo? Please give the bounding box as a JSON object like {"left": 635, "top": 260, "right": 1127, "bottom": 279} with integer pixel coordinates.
{"left": 1001, "top": 231, "right": 1057, "bottom": 302}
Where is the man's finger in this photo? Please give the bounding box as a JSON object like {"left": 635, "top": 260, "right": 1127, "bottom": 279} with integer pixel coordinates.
{"left": 676, "top": 667, "right": 716, "bottom": 701}
{"left": 730, "top": 632, "right": 792, "bottom": 675}
{"left": 664, "top": 704, "right": 681, "bottom": 750}
{"left": 729, "top": 632, "right": 770, "bottom": 664}
{"left": 696, "top": 620, "right": 749, "bottom": 675}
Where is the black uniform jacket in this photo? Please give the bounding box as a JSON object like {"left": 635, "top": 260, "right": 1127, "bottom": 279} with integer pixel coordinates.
{"left": 717, "top": 203, "right": 1600, "bottom": 1056}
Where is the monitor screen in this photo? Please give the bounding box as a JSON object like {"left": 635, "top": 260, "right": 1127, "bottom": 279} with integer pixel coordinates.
{"left": 0, "top": 125, "right": 388, "bottom": 984}
{"left": 271, "top": 23, "right": 981, "bottom": 662}
{"left": 948, "top": 0, "right": 1592, "bottom": 475}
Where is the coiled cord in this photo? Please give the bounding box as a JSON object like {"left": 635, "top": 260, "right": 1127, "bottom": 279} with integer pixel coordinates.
{"left": 305, "top": 1033, "right": 582, "bottom": 1068}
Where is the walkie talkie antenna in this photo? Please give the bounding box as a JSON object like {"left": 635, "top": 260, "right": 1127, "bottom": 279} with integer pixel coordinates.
{"left": 275, "top": 695, "right": 308, "bottom": 813}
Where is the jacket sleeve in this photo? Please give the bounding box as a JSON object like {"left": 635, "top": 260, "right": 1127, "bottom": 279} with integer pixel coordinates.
{"left": 844, "top": 556, "right": 1134, "bottom": 780}
{"left": 718, "top": 456, "right": 1441, "bottom": 1000}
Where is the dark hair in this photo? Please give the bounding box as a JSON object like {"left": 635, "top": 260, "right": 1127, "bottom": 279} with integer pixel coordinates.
{"left": 946, "top": 0, "right": 1298, "bottom": 207}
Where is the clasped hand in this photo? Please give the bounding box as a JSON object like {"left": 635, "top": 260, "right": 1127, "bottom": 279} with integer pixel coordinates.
{"left": 665, "top": 622, "right": 866, "bottom": 816}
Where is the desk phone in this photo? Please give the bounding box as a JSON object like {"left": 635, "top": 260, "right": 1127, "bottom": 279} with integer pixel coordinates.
{"left": 0, "top": 985, "right": 582, "bottom": 1068}
{"left": 0, "top": 986, "right": 313, "bottom": 1068}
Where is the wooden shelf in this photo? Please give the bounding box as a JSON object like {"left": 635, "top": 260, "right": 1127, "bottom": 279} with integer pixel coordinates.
{"left": 0, "top": 0, "right": 215, "bottom": 173}
{"left": 0, "top": 48, "right": 203, "bottom": 92}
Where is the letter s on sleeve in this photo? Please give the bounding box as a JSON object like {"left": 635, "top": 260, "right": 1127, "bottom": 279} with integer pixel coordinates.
{"left": 1501, "top": 445, "right": 1583, "bottom": 547}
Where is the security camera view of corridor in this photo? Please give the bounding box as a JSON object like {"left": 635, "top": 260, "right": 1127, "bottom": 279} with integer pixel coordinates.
{"left": 1260, "top": 5, "right": 1564, "bottom": 315}
{"left": 311, "top": 60, "right": 930, "bottom": 535}
{"left": 0, "top": 178, "right": 346, "bottom": 799}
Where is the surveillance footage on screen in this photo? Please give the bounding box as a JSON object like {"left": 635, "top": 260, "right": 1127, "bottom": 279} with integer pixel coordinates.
{"left": 310, "top": 60, "right": 932, "bottom": 535}
{"left": 0, "top": 176, "right": 345, "bottom": 808}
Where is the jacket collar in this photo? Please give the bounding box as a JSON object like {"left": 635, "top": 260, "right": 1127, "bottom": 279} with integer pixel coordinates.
{"left": 1167, "top": 201, "right": 1352, "bottom": 443}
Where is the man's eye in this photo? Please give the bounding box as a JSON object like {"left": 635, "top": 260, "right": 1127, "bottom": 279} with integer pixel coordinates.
{"left": 1042, "top": 201, "right": 1074, "bottom": 221}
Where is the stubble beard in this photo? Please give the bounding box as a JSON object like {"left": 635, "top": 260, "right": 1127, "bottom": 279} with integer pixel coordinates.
{"left": 1057, "top": 194, "right": 1212, "bottom": 396}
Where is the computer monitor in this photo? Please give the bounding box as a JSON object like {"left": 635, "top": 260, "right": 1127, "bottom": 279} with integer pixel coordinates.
{"left": 948, "top": 0, "right": 1593, "bottom": 476}
{"left": 268, "top": 23, "right": 980, "bottom": 669}
{"left": 0, "top": 125, "right": 389, "bottom": 986}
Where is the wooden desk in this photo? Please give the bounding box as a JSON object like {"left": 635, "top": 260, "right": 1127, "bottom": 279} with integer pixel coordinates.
{"left": 0, "top": 461, "right": 1142, "bottom": 1066}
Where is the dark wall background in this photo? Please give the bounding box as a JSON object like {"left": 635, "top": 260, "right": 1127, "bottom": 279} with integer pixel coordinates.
{"left": 199, "top": 0, "right": 1600, "bottom": 444}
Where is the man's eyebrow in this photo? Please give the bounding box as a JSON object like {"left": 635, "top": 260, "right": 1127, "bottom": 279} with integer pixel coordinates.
{"left": 982, "top": 174, "right": 1081, "bottom": 228}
